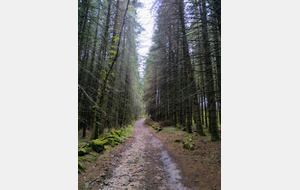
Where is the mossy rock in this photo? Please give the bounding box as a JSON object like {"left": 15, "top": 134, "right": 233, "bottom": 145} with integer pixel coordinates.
{"left": 104, "top": 145, "right": 109, "bottom": 151}
{"left": 114, "top": 130, "right": 123, "bottom": 137}
{"left": 110, "top": 131, "right": 117, "bottom": 136}
{"left": 151, "top": 124, "right": 157, "bottom": 130}
{"left": 109, "top": 140, "right": 119, "bottom": 147}
{"left": 91, "top": 139, "right": 105, "bottom": 153}
{"left": 156, "top": 127, "right": 162, "bottom": 133}
{"left": 174, "top": 139, "right": 181, "bottom": 143}
{"left": 182, "top": 136, "right": 195, "bottom": 150}
{"left": 110, "top": 130, "right": 123, "bottom": 137}
{"left": 78, "top": 148, "right": 89, "bottom": 156}
{"left": 100, "top": 139, "right": 109, "bottom": 145}
{"left": 101, "top": 134, "right": 119, "bottom": 141}
{"left": 98, "top": 137, "right": 119, "bottom": 147}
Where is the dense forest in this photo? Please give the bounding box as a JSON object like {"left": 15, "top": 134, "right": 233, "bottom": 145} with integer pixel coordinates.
{"left": 78, "top": 0, "right": 221, "bottom": 188}
{"left": 78, "top": 0, "right": 221, "bottom": 141}
{"left": 78, "top": 0, "right": 144, "bottom": 140}
{"left": 143, "top": 0, "right": 221, "bottom": 141}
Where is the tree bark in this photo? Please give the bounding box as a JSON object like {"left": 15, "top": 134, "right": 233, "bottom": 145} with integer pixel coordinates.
{"left": 177, "top": 0, "right": 205, "bottom": 136}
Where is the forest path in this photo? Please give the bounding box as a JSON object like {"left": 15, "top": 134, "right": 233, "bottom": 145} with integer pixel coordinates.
{"left": 100, "top": 118, "right": 189, "bottom": 190}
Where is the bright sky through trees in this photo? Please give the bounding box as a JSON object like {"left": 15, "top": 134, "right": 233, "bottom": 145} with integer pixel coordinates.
{"left": 137, "top": 0, "right": 155, "bottom": 79}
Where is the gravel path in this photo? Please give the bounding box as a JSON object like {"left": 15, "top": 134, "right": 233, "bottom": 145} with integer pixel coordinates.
{"left": 100, "top": 118, "right": 189, "bottom": 190}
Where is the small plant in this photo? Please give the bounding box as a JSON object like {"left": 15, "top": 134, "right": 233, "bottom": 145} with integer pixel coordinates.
{"left": 182, "top": 136, "right": 195, "bottom": 150}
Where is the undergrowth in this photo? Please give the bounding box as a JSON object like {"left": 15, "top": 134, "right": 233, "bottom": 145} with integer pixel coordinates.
{"left": 78, "top": 121, "right": 136, "bottom": 173}
{"left": 163, "top": 127, "right": 177, "bottom": 134}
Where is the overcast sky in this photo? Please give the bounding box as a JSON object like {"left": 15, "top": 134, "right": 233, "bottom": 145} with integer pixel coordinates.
{"left": 136, "top": 0, "right": 155, "bottom": 79}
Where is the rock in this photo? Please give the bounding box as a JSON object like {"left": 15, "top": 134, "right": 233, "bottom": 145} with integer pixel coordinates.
{"left": 78, "top": 148, "right": 88, "bottom": 156}
{"left": 91, "top": 139, "right": 105, "bottom": 153}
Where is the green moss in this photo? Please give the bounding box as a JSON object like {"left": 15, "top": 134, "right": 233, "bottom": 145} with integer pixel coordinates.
{"left": 116, "top": 136, "right": 126, "bottom": 142}
{"left": 99, "top": 133, "right": 122, "bottom": 147}
{"left": 100, "top": 139, "right": 109, "bottom": 145}
{"left": 104, "top": 145, "right": 109, "bottom": 151}
{"left": 151, "top": 124, "right": 162, "bottom": 133}
{"left": 78, "top": 161, "right": 85, "bottom": 173}
{"left": 88, "top": 153, "right": 97, "bottom": 160}
{"left": 91, "top": 139, "right": 105, "bottom": 153}
{"left": 110, "top": 130, "right": 124, "bottom": 137}
{"left": 78, "top": 156, "right": 90, "bottom": 162}
{"left": 114, "top": 130, "right": 123, "bottom": 137}
{"left": 156, "top": 127, "right": 162, "bottom": 133}
{"left": 174, "top": 139, "right": 181, "bottom": 143}
{"left": 78, "top": 148, "right": 89, "bottom": 156}
{"left": 89, "top": 124, "right": 133, "bottom": 153}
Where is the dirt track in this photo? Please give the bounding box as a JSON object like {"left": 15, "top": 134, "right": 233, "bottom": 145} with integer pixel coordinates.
{"left": 100, "top": 118, "right": 189, "bottom": 190}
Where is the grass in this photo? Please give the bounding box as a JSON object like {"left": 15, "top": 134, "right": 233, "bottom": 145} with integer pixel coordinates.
{"left": 163, "top": 127, "right": 177, "bottom": 134}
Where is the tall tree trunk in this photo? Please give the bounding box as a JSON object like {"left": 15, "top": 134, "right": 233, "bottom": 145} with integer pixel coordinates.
{"left": 201, "top": 0, "right": 220, "bottom": 141}
{"left": 177, "top": 0, "right": 205, "bottom": 136}
{"left": 212, "top": 9, "right": 221, "bottom": 125}
{"left": 91, "top": 0, "right": 112, "bottom": 139}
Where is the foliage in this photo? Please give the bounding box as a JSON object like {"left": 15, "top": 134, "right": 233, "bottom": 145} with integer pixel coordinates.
{"left": 143, "top": 0, "right": 221, "bottom": 141}
{"left": 78, "top": 0, "right": 144, "bottom": 139}
{"left": 182, "top": 136, "right": 195, "bottom": 150}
